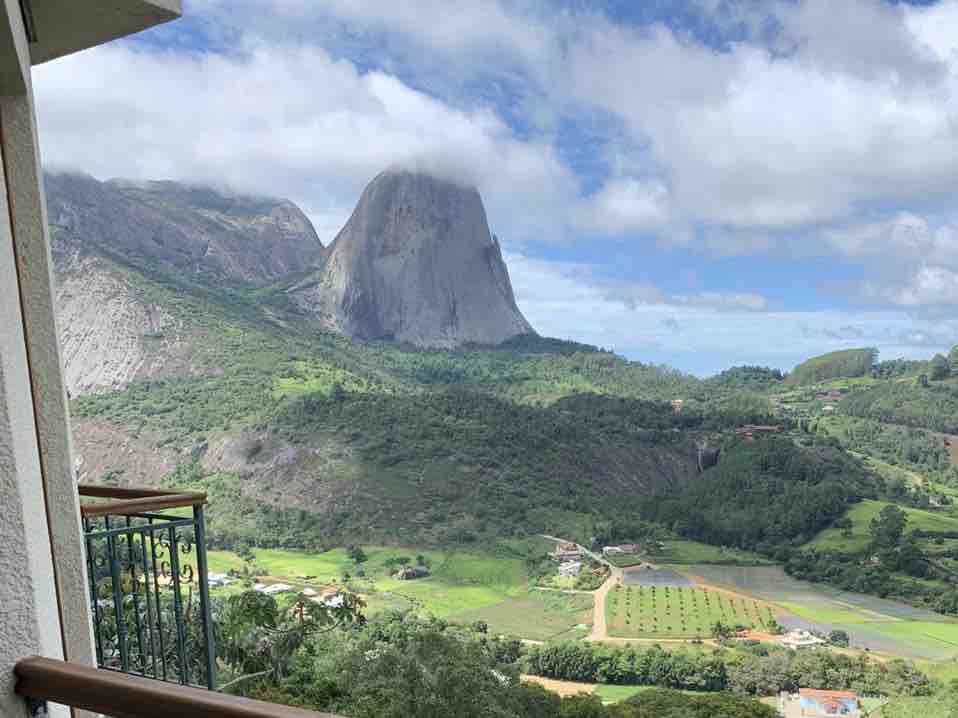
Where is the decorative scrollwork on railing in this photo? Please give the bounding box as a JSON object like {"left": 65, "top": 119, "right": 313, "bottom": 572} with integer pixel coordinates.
{"left": 83, "top": 505, "right": 215, "bottom": 689}
{"left": 178, "top": 563, "right": 194, "bottom": 585}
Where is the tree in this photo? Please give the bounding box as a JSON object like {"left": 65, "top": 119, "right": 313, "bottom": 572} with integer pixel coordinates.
{"left": 870, "top": 505, "right": 907, "bottom": 551}
{"left": 950, "top": 345, "right": 958, "bottom": 375}
{"left": 347, "top": 545, "right": 367, "bottom": 565}
{"left": 835, "top": 517, "right": 854, "bottom": 538}
{"left": 930, "top": 354, "right": 951, "bottom": 381}
{"left": 828, "top": 630, "right": 850, "bottom": 647}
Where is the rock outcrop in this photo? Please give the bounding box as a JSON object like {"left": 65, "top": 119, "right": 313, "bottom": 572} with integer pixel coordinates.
{"left": 291, "top": 170, "right": 534, "bottom": 347}
{"left": 46, "top": 171, "right": 324, "bottom": 285}
{"left": 47, "top": 172, "right": 324, "bottom": 393}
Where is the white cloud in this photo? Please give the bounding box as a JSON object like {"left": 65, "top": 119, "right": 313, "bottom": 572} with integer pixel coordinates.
{"left": 574, "top": 178, "right": 671, "bottom": 234}
{"left": 33, "top": 40, "right": 579, "bottom": 244}
{"left": 507, "top": 252, "right": 958, "bottom": 374}
{"left": 31, "top": 0, "right": 958, "bottom": 327}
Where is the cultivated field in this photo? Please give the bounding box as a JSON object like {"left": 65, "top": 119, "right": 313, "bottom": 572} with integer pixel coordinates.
{"left": 605, "top": 584, "right": 774, "bottom": 638}
{"left": 686, "top": 564, "right": 958, "bottom": 660}
{"left": 455, "top": 592, "right": 594, "bottom": 641}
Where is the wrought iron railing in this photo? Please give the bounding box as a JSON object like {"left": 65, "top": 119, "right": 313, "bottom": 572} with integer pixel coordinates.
{"left": 79, "top": 485, "right": 216, "bottom": 689}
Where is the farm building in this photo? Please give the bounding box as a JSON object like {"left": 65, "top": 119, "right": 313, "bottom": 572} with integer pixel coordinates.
{"left": 396, "top": 566, "right": 430, "bottom": 580}
{"left": 603, "top": 544, "right": 641, "bottom": 555}
{"left": 558, "top": 561, "right": 582, "bottom": 577}
{"left": 551, "top": 542, "right": 583, "bottom": 561}
{"left": 208, "top": 573, "right": 232, "bottom": 588}
{"left": 255, "top": 583, "right": 293, "bottom": 596}
{"left": 780, "top": 629, "right": 826, "bottom": 650}
{"left": 735, "top": 425, "right": 783, "bottom": 440}
{"left": 779, "top": 689, "right": 860, "bottom": 717}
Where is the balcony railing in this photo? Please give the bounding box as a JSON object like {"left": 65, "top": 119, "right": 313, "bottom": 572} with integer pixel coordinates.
{"left": 79, "top": 485, "right": 216, "bottom": 689}
{"left": 14, "top": 656, "right": 343, "bottom": 718}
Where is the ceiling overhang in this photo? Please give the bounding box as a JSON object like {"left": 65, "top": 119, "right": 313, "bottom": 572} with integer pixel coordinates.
{"left": 26, "top": 0, "right": 181, "bottom": 65}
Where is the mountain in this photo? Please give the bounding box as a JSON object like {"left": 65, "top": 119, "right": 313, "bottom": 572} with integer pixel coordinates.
{"left": 47, "top": 171, "right": 324, "bottom": 284}
{"left": 44, "top": 168, "right": 712, "bottom": 545}
{"left": 47, "top": 172, "right": 325, "bottom": 393}
{"left": 291, "top": 170, "right": 535, "bottom": 347}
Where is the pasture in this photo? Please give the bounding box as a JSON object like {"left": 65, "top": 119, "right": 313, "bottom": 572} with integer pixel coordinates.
{"left": 605, "top": 584, "right": 774, "bottom": 638}
{"left": 651, "top": 540, "right": 772, "bottom": 566}
{"left": 201, "top": 544, "right": 540, "bottom": 624}
{"left": 455, "top": 592, "right": 594, "bottom": 641}
{"left": 805, "top": 499, "right": 958, "bottom": 553}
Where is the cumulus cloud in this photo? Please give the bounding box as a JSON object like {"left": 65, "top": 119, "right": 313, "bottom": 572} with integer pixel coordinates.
{"left": 31, "top": 0, "right": 958, "bottom": 340}
{"left": 32, "top": 40, "right": 579, "bottom": 243}
{"left": 507, "top": 252, "right": 958, "bottom": 374}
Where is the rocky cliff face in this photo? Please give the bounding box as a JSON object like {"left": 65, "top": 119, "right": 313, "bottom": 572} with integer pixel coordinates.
{"left": 47, "top": 172, "right": 324, "bottom": 393}
{"left": 46, "top": 172, "right": 325, "bottom": 285}
{"left": 291, "top": 170, "right": 534, "bottom": 347}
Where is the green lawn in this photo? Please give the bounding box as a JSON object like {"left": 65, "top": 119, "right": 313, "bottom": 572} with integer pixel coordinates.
{"left": 453, "top": 592, "right": 594, "bottom": 641}
{"left": 805, "top": 499, "right": 958, "bottom": 553}
{"left": 605, "top": 585, "right": 774, "bottom": 638}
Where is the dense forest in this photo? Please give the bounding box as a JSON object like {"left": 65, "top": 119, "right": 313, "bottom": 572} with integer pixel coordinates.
{"left": 643, "top": 437, "right": 877, "bottom": 554}
{"left": 840, "top": 382, "right": 958, "bottom": 435}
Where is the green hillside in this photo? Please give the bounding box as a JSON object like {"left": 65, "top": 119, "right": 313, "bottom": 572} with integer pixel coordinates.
{"left": 806, "top": 499, "right": 958, "bottom": 553}
{"left": 840, "top": 381, "right": 958, "bottom": 435}
{"left": 786, "top": 347, "right": 877, "bottom": 385}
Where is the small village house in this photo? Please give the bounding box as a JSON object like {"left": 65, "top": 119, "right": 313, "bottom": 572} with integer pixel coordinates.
{"left": 780, "top": 629, "right": 827, "bottom": 650}
{"left": 558, "top": 561, "right": 582, "bottom": 577}
{"left": 780, "top": 688, "right": 860, "bottom": 717}
{"left": 396, "top": 566, "right": 430, "bottom": 580}
{"left": 550, "top": 542, "right": 583, "bottom": 561}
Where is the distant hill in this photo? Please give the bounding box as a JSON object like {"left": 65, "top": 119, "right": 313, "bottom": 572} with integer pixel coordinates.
{"left": 787, "top": 347, "right": 877, "bottom": 385}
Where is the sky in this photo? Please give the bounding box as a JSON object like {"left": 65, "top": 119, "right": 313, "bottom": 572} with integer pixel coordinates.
{"left": 29, "top": 0, "right": 958, "bottom": 375}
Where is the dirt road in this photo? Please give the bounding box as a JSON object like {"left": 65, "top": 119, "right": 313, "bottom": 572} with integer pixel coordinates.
{"left": 538, "top": 535, "right": 624, "bottom": 641}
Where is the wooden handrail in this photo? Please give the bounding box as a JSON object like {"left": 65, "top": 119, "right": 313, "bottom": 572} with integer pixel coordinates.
{"left": 15, "top": 657, "right": 343, "bottom": 718}
{"left": 78, "top": 484, "right": 207, "bottom": 516}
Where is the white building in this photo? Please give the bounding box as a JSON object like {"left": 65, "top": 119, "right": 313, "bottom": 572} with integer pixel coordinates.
{"left": 781, "top": 629, "right": 827, "bottom": 650}
{"left": 256, "top": 583, "right": 293, "bottom": 596}
{"left": 602, "top": 546, "right": 624, "bottom": 555}
{"left": 558, "top": 561, "right": 582, "bottom": 577}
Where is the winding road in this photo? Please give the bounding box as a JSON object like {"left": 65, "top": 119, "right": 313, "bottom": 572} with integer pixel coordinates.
{"left": 539, "top": 535, "right": 623, "bottom": 641}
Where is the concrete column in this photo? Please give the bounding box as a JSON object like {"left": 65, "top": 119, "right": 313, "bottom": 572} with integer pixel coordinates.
{"left": 0, "top": 85, "right": 96, "bottom": 673}
{"left": 0, "top": 130, "right": 67, "bottom": 718}
{"left": 0, "top": 1, "right": 94, "bottom": 715}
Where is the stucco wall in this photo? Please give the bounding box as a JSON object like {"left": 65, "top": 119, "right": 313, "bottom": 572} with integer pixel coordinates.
{"left": 1, "top": 86, "right": 95, "bottom": 673}
{"left": 0, "top": 133, "right": 66, "bottom": 718}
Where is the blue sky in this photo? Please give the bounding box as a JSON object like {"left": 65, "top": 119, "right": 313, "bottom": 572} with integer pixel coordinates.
{"left": 30, "top": 0, "right": 958, "bottom": 375}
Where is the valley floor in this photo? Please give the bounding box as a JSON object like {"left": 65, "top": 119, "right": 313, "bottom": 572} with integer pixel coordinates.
{"left": 200, "top": 539, "right": 958, "bottom": 664}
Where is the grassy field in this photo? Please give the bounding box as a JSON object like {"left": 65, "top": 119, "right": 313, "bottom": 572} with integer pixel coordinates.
{"left": 605, "top": 553, "right": 646, "bottom": 568}
{"left": 200, "top": 544, "right": 543, "bottom": 624}
{"left": 652, "top": 540, "right": 772, "bottom": 566}
{"left": 805, "top": 499, "right": 958, "bottom": 553}
{"left": 454, "top": 592, "right": 594, "bottom": 641}
{"left": 605, "top": 585, "right": 774, "bottom": 638}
